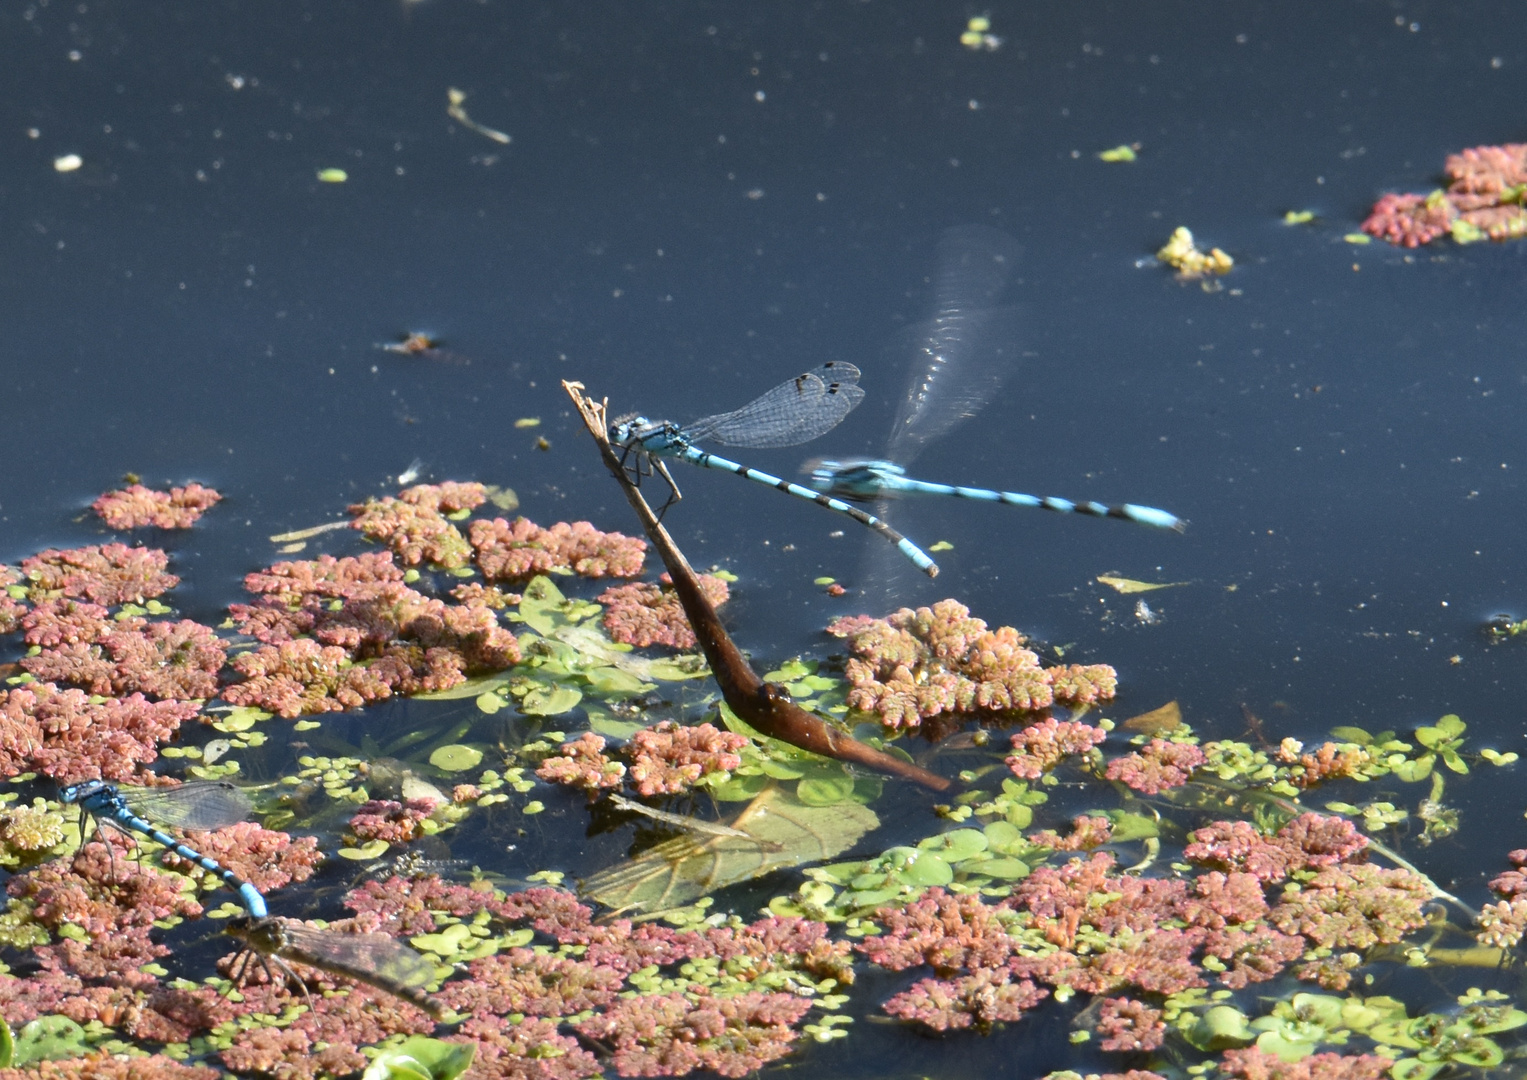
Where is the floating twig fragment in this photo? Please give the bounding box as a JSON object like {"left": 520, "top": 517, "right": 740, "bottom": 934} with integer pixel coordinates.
{"left": 564, "top": 379, "right": 952, "bottom": 793}
{"left": 447, "top": 88, "right": 511, "bottom": 145}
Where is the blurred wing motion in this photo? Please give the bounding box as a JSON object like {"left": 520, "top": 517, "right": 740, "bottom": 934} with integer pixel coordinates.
{"left": 886, "top": 224, "right": 1027, "bottom": 464}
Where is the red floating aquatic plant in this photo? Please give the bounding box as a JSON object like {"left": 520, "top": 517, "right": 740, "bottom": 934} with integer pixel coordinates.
{"left": 537, "top": 732, "right": 627, "bottom": 792}
{"left": 599, "top": 572, "right": 729, "bottom": 649}
{"left": 347, "top": 797, "right": 439, "bottom": 845}
{"left": 22, "top": 614, "right": 226, "bottom": 702}
{"left": 225, "top": 552, "right": 520, "bottom": 715}
{"left": 1095, "top": 996, "right": 1167, "bottom": 1052}
{"left": 625, "top": 721, "right": 748, "bottom": 797}
{"left": 471, "top": 516, "right": 647, "bottom": 581}
{"left": 1362, "top": 142, "right": 1527, "bottom": 246}
{"left": 1005, "top": 717, "right": 1107, "bottom": 779}
{"left": 92, "top": 483, "right": 223, "bottom": 530}
{"left": 859, "top": 813, "right": 1431, "bottom": 1032}
{"left": 828, "top": 600, "right": 1116, "bottom": 729}
{"left": 1218, "top": 1047, "right": 1393, "bottom": 1080}
{"left": 162, "top": 821, "right": 323, "bottom": 893}
{"left": 1104, "top": 738, "right": 1206, "bottom": 794}
{"left": 349, "top": 487, "right": 478, "bottom": 569}
{"left": 21, "top": 544, "right": 179, "bottom": 606}
{"left": 4, "top": 682, "right": 202, "bottom": 782}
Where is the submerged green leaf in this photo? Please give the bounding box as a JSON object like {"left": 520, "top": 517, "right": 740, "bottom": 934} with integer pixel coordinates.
{"left": 428, "top": 745, "right": 484, "bottom": 772}
{"left": 362, "top": 1036, "right": 476, "bottom": 1080}
{"left": 580, "top": 785, "right": 878, "bottom": 913}
{"left": 521, "top": 685, "right": 583, "bottom": 716}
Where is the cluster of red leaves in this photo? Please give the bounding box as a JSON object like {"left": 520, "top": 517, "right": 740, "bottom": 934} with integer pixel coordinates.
{"left": 0, "top": 565, "right": 26, "bottom": 635}
{"left": 348, "top": 797, "right": 439, "bottom": 845}
{"left": 626, "top": 721, "right": 748, "bottom": 796}
{"left": 828, "top": 600, "right": 1116, "bottom": 729}
{"left": 1104, "top": 738, "right": 1207, "bottom": 794}
{"left": 1028, "top": 814, "right": 1113, "bottom": 852}
{"left": 0, "top": 682, "right": 201, "bottom": 782}
{"left": 598, "top": 572, "right": 729, "bottom": 649}
{"left": 1275, "top": 739, "right": 1377, "bottom": 788}
{"left": 1005, "top": 718, "right": 1107, "bottom": 779}
{"left": 471, "top": 516, "right": 646, "bottom": 581}
{"left": 860, "top": 813, "right": 1431, "bottom": 1033}
{"left": 349, "top": 483, "right": 487, "bottom": 569}
{"left": 21, "top": 602, "right": 226, "bottom": 701}
{"left": 1184, "top": 814, "right": 1370, "bottom": 881}
{"left": 0, "top": 544, "right": 222, "bottom": 780}
{"left": 537, "top": 722, "right": 748, "bottom": 797}
{"left": 1478, "top": 848, "right": 1527, "bottom": 948}
{"left": 92, "top": 483, "right": 222, "bottom": 530}
{"left": 536, "top": 732, "right": 626, "bottom": 791}
{"left": 224, "top": 551, "right": 519, "bottom": 716}
{"left": 20, "top": 544, "right": 179, "bottom": 606}
{"left": 1096, "top": 996, "right": 1167, "bottom": 1052}
{"left": 0, "top": 1054, "right": 223, "bottom": 1080}
{"left": 346, "top": 877, "right": 843, "bottom": 1078}
{"left": 1361, "top": 142, "right": 1527, "bottom": 246}
{"left": 1218, "top": 1047, "right": 1392, "bottom": 1080}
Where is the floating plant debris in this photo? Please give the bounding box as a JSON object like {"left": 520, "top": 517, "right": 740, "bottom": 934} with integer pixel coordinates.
{"left": 1362, "top": 142, "right": 1527, "bottom": 246}
{"left": 91, "top": 482, "right": 223, "bottom": 530}
{"left": 1156, "top": 226, "right": 1233, "bottom": 278}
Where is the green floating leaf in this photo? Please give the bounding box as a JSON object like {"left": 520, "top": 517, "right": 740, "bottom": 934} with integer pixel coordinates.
{"left": 1389, "top": 1061, "right": 1445, "bottom": 1080}
{"left": 584, "top": 665, "right": 652, "bottom": 696}
{"left": 899, "top": 851, "right": 954, "bottom": 887}
{"left": 983, "top": 820, "right": 1024, "bottom": 853}
{"left": 918, "top": 829, "right": 988, "bottom": 863}
{"left": 976, "top": 857, "right": 1030, "bottom": 880}
{"left": 340, "top": 840, "right": 391, "bottom": 860}
{"left": 416, "top": 671, "right": 512, "bottom": 702}
{"left": 213, "top": 707, "right": 269, "bottom": 733}
{"left": 14, "top": 1016, "right": 90, "bottom": 1065}
{"left": 521, "top": 685, "right": 583, "bottom": 717}
{"left": 0, "top": 1016, "right": 12, "bottom": 1069}
{"left": 428, "top": 745, "right": 484, "bottom": 772}
{"left": 362, "top": 1037, "right": 476, "bottom": 1080}
{"left": 588, "top": 709, "right": 649, "bottom": 741}
{"left": 1449, "top": 1037, "right": 1504, "bottom": 1067}
{"left": 644, "top": 656, "right": 711, "bottom": 681}
{"left": 476, "top": 692, "right": 507, "bottom": 715}
{"left": 796, "top": 774, "right": 856, "bottom": 806}
{"left": 581, "top": 785, "right": 878, "bottom": 912}
{"left": 1191, "top": 1005, "right": 1255, "bottom": 1051}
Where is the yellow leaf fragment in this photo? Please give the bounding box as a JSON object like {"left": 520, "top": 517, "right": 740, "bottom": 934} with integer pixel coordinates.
{"left": 269, "top": 521, "right": 350, "bottom": 543}
{"left": 1096, "top": 575, "right": 1190, "bottom": 594}
{"left": 1123, "top": 700, "right": 1183, "bottom": 735}
{"left": 317, "top": 168, "right": 348, "bottom": 183}
{"left": 1099, "top": 145, "right": 1138, "bottom": 163}
{"left": 1282, "top": 210, "right": 1316, "bottom": 225}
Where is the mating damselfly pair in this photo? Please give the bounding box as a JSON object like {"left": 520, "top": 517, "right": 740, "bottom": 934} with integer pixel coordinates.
{"left": 610, "top": 226, "right": 1182, "bottom": 577}
{"left": 61, "top": 778, "right": 449, "bottom": 1020}
{"left": 610, "top": 352, "right": 1182, "bottom": 578}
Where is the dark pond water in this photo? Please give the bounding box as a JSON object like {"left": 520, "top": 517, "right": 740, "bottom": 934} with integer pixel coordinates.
{"left": 4, "top": 0, "right": 1527, "bottom": 1075}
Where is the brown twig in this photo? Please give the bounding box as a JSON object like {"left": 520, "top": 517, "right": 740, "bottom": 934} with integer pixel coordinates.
{"left": 563, "top": 380, "right": 951, "bottom": 793}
